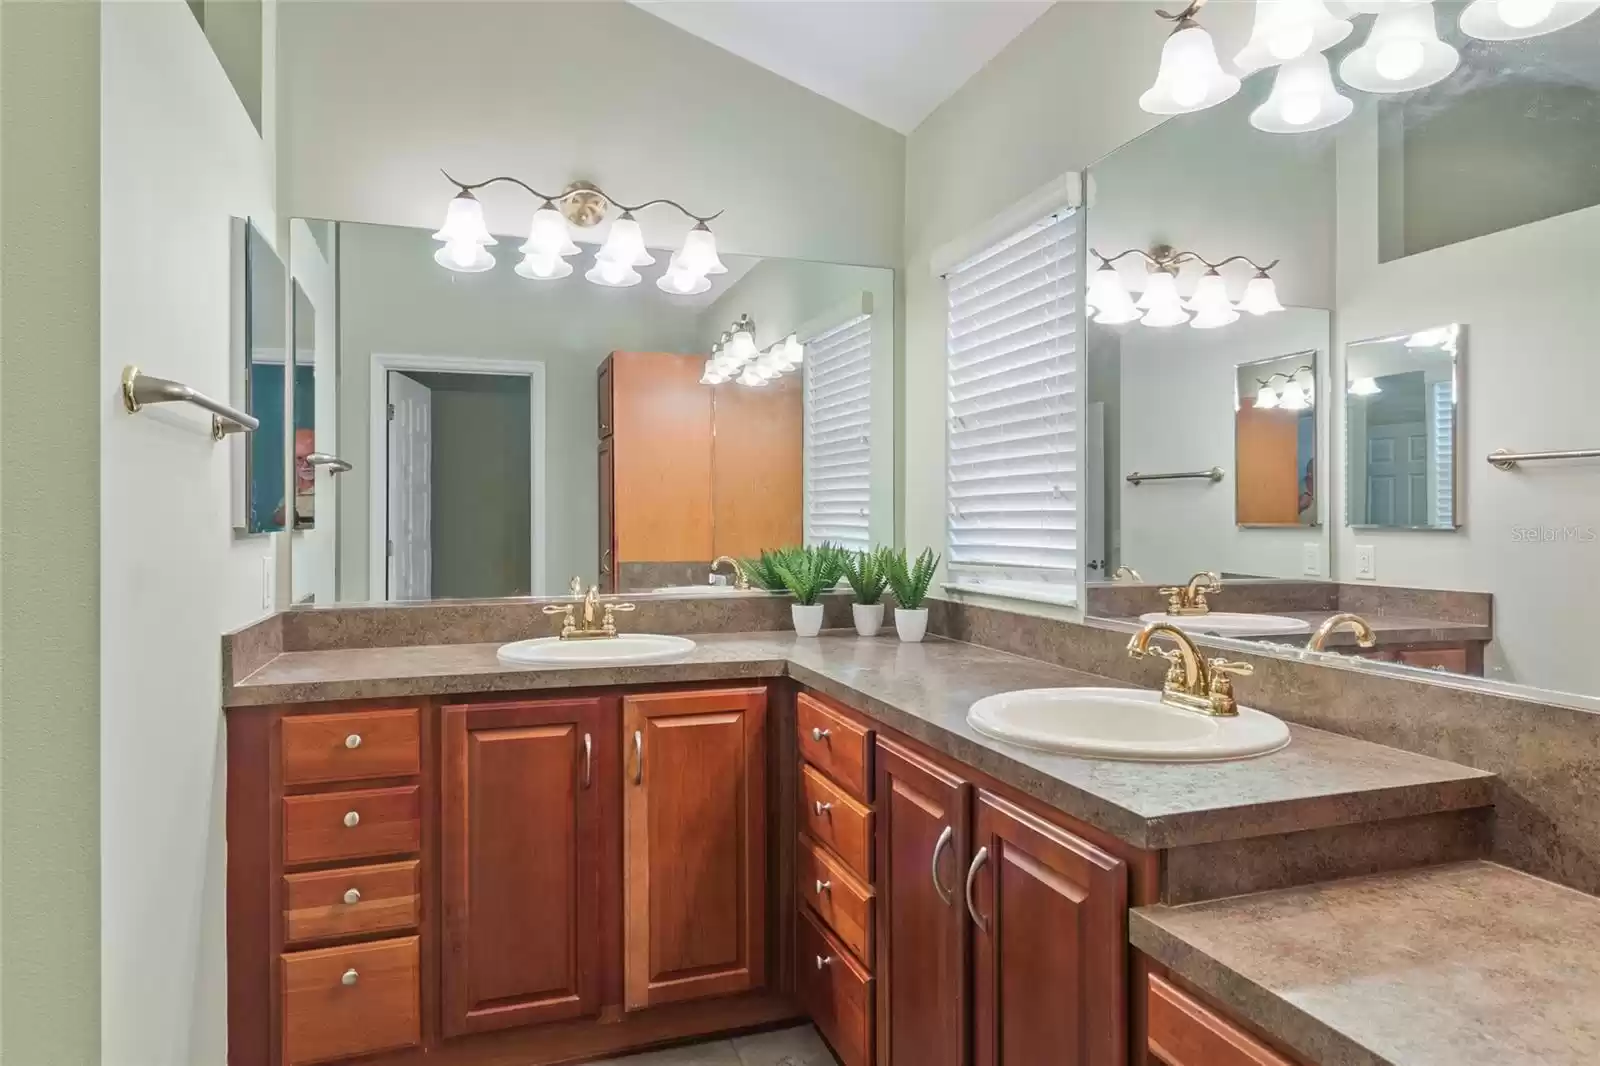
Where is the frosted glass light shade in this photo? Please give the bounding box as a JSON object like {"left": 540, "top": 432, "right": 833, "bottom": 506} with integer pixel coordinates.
{"left": 1252, "top": 53, "right": 1353, "bottom": 132}
{"left": 1235, "top": 0, "right": 1353, "bottom": 74}
{"left": 520, "top": 203, "right": 581, "bottom": 258}
{"left": 1139, "top": 22, "right": 1242, "bottom": 115}
{"left": 1239, "top": 272, "right": 1286, "bottom": 315}
{"left": 700, "top": 361, "right": 728, "bottom": 386}
{"left": 434, "top": 240, "right": 495, "bottom": 273}
{"left": 779, "top": 334, "right": 804, "bottom": 368}
{"left": 514, "top": 250, "right": 573, "bottom": 280}
{"left": 728, "top": 327, "right": 757, "bottom": 364}
{"left": 1088, "top": 265, "right": 1142, "bottom": 325}
{"left": 656, "top": 255, "right": 712, "bottom": 296}
{"left": 1459, "top": 0, "right": 1600, "bottom": 38}
{"left": 677, "top": 224, "right": 728, "bottom": 276}
{"left": 1191, "top": 304, "right": 1242, "bottom": 329}
{"left": 1278, "top": 380, "right": 1309, "bottom": 409}
{"left": 432, "top": 192, "right": 496, "bottom": 247}
{"left": 1340, "top": 3, "right": 1460, "bottom": 92}
{"left": 1254, "top": 383, "right": 1281, "bottom": 408}
{"left": 1137, "top": 272, "right": 1191, "bottom": 327}
{"left": 736, "top": 367, "right": 768, "bottom": 387}
{"left": 596, "top": 214, "right": 656, "bottom": 267}
{"left": 1186, "top": 270, "right": 1240, "bottom": 329}
{"left": 585, "top": 259, "right": 642, "bottom": 287}
{"left": 1349, "top": 376, "right": 1382, "bottom": 396}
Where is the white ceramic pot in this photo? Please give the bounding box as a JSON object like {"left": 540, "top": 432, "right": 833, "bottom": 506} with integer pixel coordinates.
{"left": 792, "top": 603, "right": 825, "bottom": 637}
{"left": 852, "top": 602, "right": 885, "bottom": 637}
{"left": 895, "top": 607, "right": 929, "bottom": 643}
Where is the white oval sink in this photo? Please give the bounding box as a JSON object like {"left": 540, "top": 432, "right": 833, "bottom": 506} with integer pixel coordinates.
{"left": 967, "top": 687, "right": 1290, "bottom": 762}
{"left": 497, "top": 634, "right": 696, "bottom": 667}
{"left": 1138, "top": 612, "right": 1311, "bottom": 637}
{"left": 649, "top": 585, "right": 741, "bottom": 596}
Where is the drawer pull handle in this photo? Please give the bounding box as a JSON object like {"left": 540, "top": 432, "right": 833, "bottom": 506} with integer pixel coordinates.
{"left": 343, "top": 811, "right": 360, "bottom": 828}
{"left": 815, "top": 954, "right": 833, "bottom": 971}
{"left": 813, "top": 801, "right": 833, "bottom": 817}
{"left": 341, "top": 969, "right": 358, "bottom": 987}
{"left": 344, "top": 734, "right": 362, "bottom": 750}
{"left": 811, "top": 727, "right": 831, "bottom": 742}
{"left": 343, "top": 888, "right": 361, "bottom": 905}
{"left": 931, "top": 825, "right": 955, "bottom": 907}
{"left": 633, "top": 729, "right": 644, "bottom": 786}
{"left": 815, "top": 879, "right": 831, "bottom": 895}
{"left": 582, "top": 733, "right": 593, "bottom": 788}
{"left": 965, "top": 846, "right": 990, "bottom": 934}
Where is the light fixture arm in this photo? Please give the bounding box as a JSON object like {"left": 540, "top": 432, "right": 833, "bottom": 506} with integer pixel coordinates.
{"left": 440, "top": 170, "right": 723, "bottom": 225}
{"left": 1091, "top": 246, "right": 1279, "bottom": 275}
{"left": 1197, "top": 253, "right": 1281, "bottom": 273}
{"left": 1153, "top": 0, "right": 1207, "bottom": 23}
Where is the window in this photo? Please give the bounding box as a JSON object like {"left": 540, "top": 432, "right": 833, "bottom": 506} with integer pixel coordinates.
{"left": 803, "top": 312, "right": 873, "bottom": 552}
{"left": 944, "top": 208, "right": 1081, "bottom": 604}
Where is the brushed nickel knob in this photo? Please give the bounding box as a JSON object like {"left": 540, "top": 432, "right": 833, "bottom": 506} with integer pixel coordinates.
{"left": 345, "top": 734, "right": 362, "bottom": 749}
{"left": 814, "top": 801, "right": 833, "bottom": 816}
{"left": 343, "top": 888, "right": 361, "bottom": 905}
{"left": 815, "top": 955, "right": 833, "bottom": 970}
{"left": 341, "top": 969, "right": 358, "bottom": 986}
{"left": 811, "top": 727, "right": 831, "bottom": 742}
{"left": 815, "top": 879, "right": 831, "bottom": 895}
{"left": 343, "top": 811, "right": 360, "bottom": 828}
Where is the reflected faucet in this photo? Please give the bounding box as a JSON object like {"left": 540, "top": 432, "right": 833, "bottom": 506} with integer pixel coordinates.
{"left": 710, "top": 555, "right": 750, "bottom": 591}
{"left": 1306, "top": 613, "right": 1378, "bottom": 653}
{"left": 1112, "top": 565, "right": 1143, "bottom": 583}
{"left": 1158, "top": 571, "right": 1222, "bottom": 616}
{"left": 1127, "top": 621, "right": 1253, "bottom": 717}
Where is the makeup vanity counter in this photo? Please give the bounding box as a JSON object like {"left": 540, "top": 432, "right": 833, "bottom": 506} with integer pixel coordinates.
{"left": 228, "top": 630, "right": 1492, "bottom": 852}
{"left": 1132, "top": 860, "right": 1600, "bottom": 1066}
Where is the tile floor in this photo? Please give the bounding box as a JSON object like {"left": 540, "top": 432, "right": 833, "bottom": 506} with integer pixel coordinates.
{"left": 588, "top": 1024, "right": 839, "bottom": 1066}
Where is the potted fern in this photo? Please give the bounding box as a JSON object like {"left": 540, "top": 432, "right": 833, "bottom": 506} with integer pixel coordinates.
{"left": 771, "top": 544, "right": 846, "bottom": 637}
{"left": 887, "top": 547, "right": 939, "bottom": 642}
{"left": 842, "top": 547, "right": 891, "bottom": 637}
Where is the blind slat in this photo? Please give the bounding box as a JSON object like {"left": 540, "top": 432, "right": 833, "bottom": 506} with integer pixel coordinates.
{"left": 806, "top": 312, "right": 873, "bottom": 552}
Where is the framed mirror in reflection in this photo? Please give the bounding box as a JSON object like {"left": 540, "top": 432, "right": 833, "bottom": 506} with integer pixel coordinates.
{"left": 1345, "top": 325, "right": 1461, "bottom": 531}
{"left": 235, "top": 217, "right": 288, "bottom": 535}
{"left": 1235, "top": 350, "right": 1319, "bottom": 530}
{"left": 291, "top": 281, "right": 317, "bottom": 530}
{"left": 287, "top": 218, "right": 896, "bottom": 604}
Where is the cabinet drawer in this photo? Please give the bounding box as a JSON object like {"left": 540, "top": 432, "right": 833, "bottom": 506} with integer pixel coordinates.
{"left": 798, "top": 694, "right": 872, "bottom": 801}
{"left": 801, "top": 765, "right": 873, "bottom": 882}
{"left": 283, "top": 786, "right": 421, "bottom": 866}
{"left": 798, "top": 834, "right": 874, "bottom": 968}
{"left": 281, "top": 936, "right": 421, "bottom": 1066}
{"left": 282, "top": 708, "right": 420, "bottom": 786}
{"left": 1148, "top": 973, "right": 1300, "bottom": 1066}
{"left": 797, "top": 908, "right": 873, "bottom": 1066}
{"left": 283, "top": 860, "right": 421, "bottom": 946}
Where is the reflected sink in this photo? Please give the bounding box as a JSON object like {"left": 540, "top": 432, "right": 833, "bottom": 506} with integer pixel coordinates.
{"left": 967, "top": 687, "right": 1290, "bottom": 762}
{"left": 650, "top": 585, "right": 742, "bottom": 596}
{"left": 1138, "top": 612, "right": 1311, "bottom": 637}
{"left": 497, "top": 634, "right": 697, "bottom": 667}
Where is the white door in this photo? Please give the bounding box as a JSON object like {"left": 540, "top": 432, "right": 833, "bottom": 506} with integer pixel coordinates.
{"left": 1365, "top": 421, "right": 1427, "bottom": 527}
{"left": 387, "top": 372, "right": 432, "bottom": 600}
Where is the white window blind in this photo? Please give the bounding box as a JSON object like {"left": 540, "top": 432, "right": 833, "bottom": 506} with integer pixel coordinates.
{"left": 1431, "top": 378, "right": 1455, "bottom": 526}
{"left": 944, "top": 208, "right": 1080, "bottom": 601}
{"left": 804, "top": 313, "right": 873, "bottom": 552}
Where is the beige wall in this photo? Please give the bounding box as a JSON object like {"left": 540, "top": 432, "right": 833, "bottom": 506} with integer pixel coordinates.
{"left": 0, "top": 2, "right": 103, "bottom": 1063}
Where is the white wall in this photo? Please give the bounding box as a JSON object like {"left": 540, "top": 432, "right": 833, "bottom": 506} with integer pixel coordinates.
{"left": 697, "top": 258, "right": 899, "bottom": 547}
{"left": 99, "top": 2, "right": 277, "bottom": 1063}
{"left": 901, "top": 0, "right": 1256, "bottom": 573}
{"left": 1117, "top": 310, "right": 1331, "bottom": 584}
{"left": 337, "top": 222, "right": 704, "bottom": 601}
{"left": 289, "top": 218, "right": 338, "bottom": 604}
{"left": 277, "top": 0, "right": 904, "bottom": 269}
{"left": 1332, "top": 107, "right": 1600, "bottom": 694}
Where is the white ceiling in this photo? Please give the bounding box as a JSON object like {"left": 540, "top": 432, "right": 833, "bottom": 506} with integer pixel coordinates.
{"left": 628, "top": 0, "right": 1055, "bottom": 133}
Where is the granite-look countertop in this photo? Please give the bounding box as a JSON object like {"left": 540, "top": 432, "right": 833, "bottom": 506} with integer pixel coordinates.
{"left": 230, "top": 632, "right": 1493, "bottom": 850}
{"left": 1131, "top": 861, "right": 1600, "bottom": 1066}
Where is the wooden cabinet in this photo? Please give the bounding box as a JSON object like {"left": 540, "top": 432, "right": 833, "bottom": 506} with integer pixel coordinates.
{"left": 597, "top": 358, "right": 614, "bottom": 439}
{"left": 623, "top": 687, "right": 768, "bottom": 1010}
{"left": 874, "top": 739, "right": 969, "bottom": 1066}
{"left": 970, "top": 790, "right": 1128, "bottom": 1066}
{"left": 440, "top": 697, "right": 615, "bottom": 1037}
{"left": 281, "top": 936, "right": 421, "bottom": 1066}
{"left": 598, "top": 436, "right": 616, "bottom": 592}
{"left": 1147, "top": 974, "right": 1304, "bottom": 1066}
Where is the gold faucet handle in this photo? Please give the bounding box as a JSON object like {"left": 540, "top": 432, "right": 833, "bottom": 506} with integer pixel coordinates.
{"left": 1208, "top": 657, "right": 1253, "bottom": 678}
{"left": 1205, "top": 658, "right": 1253, "bottom": 714}
{"left": 601, "top": 602, "right": 637, "bottom": 633}
{"left": 1157, "top": 587, "right": 1186, "bottom": 613}
{"left": 542, "top": 602, "right": 577, "bottom": 635}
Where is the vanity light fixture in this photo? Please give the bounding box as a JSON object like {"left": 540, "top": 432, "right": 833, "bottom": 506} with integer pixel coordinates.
{"left": 1137, "top": 271, "right": 1192, "bottom": 327}
{"left": 1235, "top": 0, "right": 1353, "bottom": 75}
{"left": 1090, "top": 245, "right": 1283, "bottom": 330}
{"left": 1187, "top": 268, "right": 1242, "bottom": 329}
{"left": 1459, "top": 0, "right": 1600, "bottom": 38}
{"left": 1252, "top": 365, "right": 1316, "bottom": 409}
{"left": 1348, "top": 376, "right": 1383, "bottom": 395}
{"left": 1251, "top": 52, "right": 1354, "bottom": 133}
{"left": 700, "top": 316, "right": 804, "bottom": 388}
{"left": 431, "top": 174, "right": 725, "bottom": 293}
{"left": 1340, "top": 2, "right": 1460, "bottom": 93}
{"left": 1254, "top": 382, "right": 1282, "bottom": 408}
{"left": 1138, "top": 1, "right": 1242, "bottom": 115}
{"left": 1086, "top": 263, "right": 1144, "bottom": 325}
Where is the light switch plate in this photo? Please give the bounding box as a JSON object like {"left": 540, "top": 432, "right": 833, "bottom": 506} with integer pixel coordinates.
{"left": 1302, "top": 543, "right": 1321, "bottom": 576}
{"left": 1354, "top": 544, "right": 1377, "bottom": 581}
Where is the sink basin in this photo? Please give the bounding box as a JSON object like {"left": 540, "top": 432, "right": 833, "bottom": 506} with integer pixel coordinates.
{"left": 650, "top": 584, "right": 742, "bottom": 596}
{"left": 497, "top": 634, "right": 697, "bottom": 667}
{"left": 967, "top": 687, "right": 1290, "bottom": 762}
{"left": 1137, "top": 612, "right": 1311, "bottom": 637}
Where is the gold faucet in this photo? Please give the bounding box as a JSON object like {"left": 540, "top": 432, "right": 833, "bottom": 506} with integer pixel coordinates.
{"left": 1126, "top": 621, "right": 1254, "bottom": 717}
{"left": 1306, "top": 613, "right": 1377, "bottom": 652}
{"left": 710, "top": 555, "right": 750, "bottom": 591}
{"left": 1158, "top": 571, "right": 1222, "bottom": 616}
{"left": 542, "top": 584, "right": 637, "bottom": 640}
{"left": 1112, "top": 565, "right": 1143, "bottom": 583}
{"left": 569, "top": 575, "right": 584, "bottom": 598}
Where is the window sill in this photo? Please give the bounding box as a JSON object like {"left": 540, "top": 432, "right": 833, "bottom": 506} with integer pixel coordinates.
{"left": 941, "top": 580, "right": 1079, "bottom": 609}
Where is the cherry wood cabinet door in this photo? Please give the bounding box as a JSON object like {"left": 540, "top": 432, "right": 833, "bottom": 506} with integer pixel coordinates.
{"left": 874, "top": 739, "right": 971, "bottom": 1066}
{"left": 623, "top": 687, "right": 768, "bottom": 1011}
{"left": 598, "top": 436, "right": 616, "bottom": 592}
{"left": 441, "top": 697, "right": 615, "bottom": 1037}
{"left": 970, "top": 790, "right": 1127, "bottom": 1066}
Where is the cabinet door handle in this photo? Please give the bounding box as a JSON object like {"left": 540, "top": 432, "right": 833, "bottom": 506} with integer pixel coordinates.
{"left": 965, "top": 846, "right": 990, "bottom": 933}
{"left": 815, "top": 954, "right": 833, "bottom": 971}
{"left": 813, "top": 800, "right": 833, "bottom": 817}
{"left": 815, "top": 879, "right": 831, "bottom": 895}
{"left": 344, "top": 734, "right": 362, "bottom": 750}
{"left": 341, "top": 969, "right": 358, "bottom": 987}
{"left": 632, "top": 729, "right": 643, "bottom": 785}
{"left": 811, "top": 727, "right": 831, "bottom": 742}
{"left": 931, "top": 825, "right": 955, "bottom": 907}
{"left": 582, "top": 733, "right": 592, "bottom": 789}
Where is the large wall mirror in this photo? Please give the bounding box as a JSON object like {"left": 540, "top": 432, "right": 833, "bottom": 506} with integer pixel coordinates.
{"left": 1082, "top": 5, "right": 1600, "bottom": 706}
{"left": 285, "top": 216, "right": 896, "bottom": 604}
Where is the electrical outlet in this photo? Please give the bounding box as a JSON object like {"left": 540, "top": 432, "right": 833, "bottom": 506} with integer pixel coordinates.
{"left": 1354, "top": 544, "right": 1377, "bottom": 581}
{"left": 261, "top": 555, "right": 275, "bottom": 610}
{"left": 1302, "top": 543, "right": 1322, "bottom": 577}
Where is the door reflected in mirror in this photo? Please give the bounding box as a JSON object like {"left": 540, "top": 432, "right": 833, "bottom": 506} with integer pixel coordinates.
{"left": 1345, "top": 325, "right": 1461, "bottom": 531}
